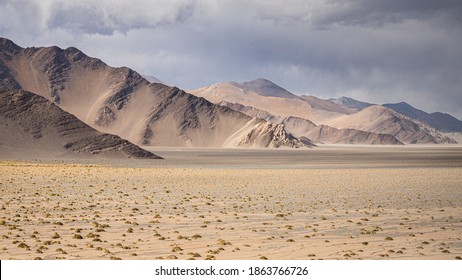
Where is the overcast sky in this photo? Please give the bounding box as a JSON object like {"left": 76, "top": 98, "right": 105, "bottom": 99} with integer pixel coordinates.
{"left": 1, "top": 0, "right": 461, "bottom": 118}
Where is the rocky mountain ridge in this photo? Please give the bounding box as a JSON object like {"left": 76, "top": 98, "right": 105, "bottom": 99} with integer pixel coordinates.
{"left": 0, "top": 38, "right": 310, "bottom": 149}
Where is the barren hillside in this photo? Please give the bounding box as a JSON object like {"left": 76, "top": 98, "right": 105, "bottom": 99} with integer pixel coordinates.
{"left": 0, "top": 90, "right": 162, "bottom": 159}
{"left": 0, "top": 38, "right": 308, "bottom": 148}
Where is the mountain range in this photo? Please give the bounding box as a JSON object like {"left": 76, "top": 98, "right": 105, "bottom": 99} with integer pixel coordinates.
{"left": 189, "top": 79, "right": 458, "bottom": 144}
{"left": 0, "top": 37, "right": 309, "bottom": 159}
{"left": 0, "top": 38, "right": 458, "bottom": 159}
{"left": 330, "top": 96, "right": 462, "bottom": 133}
{"left": 382, "top": 102, "right": 462, "bottom": 133}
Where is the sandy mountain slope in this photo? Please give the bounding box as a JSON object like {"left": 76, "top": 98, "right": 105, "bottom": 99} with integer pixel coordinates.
{"left": 300, "top": 95, "right": 354, "bottom": 115}
{"left": 218, "top": 101, "right": 283, "bottom": 123}
{"left": 303, "top": 125, "right": 402, "bottom": 145}
{"left": 282, "top": 117, "right": 402, "bottom": 145}
{"left": 325, "top": 105, "right": 456, "bottom": 144}
{"left": 0, "top": 38, "right": 308, "bottom": 148}
{"left": 189, "top": 82, "right": 344, "bottom": 124}
{"left": 0, "top": 90, "right": 162, "bottom": 159}
{"left": 443, "top": 132, "right": 462, "bottom": 144}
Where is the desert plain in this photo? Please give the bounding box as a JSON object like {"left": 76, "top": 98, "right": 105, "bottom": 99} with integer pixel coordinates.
{"left": 1, "top": 145, "right": 462, "bottom": 260}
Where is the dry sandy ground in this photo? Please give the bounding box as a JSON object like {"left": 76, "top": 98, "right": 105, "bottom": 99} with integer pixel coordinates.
{"left": 1, "top": 146, "right": 462, "bottom": 260}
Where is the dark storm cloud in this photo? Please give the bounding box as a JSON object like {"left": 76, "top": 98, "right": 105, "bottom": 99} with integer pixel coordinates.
{"left": 316, "top": 0, "right": 462, "bottom": 27}
{"left": 0, "top": 0, "right": 461, "bottom": 118}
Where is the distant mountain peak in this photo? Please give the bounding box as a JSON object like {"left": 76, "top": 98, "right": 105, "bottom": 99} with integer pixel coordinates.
{"left": 249, "top": 78, "right": 272, "bottom": 83}
{"left": 383, "top": 102, "right": 462, "bottom": 133}
{"left": 232, "top": 78, "right": 297, "bottom": 99}
{"left": 329, "top": 96, "right": 373, "bottom": 110}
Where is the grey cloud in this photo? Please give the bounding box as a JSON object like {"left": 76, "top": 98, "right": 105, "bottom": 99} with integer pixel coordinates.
{"left": 315, "top": 0, "right": 462, "bottom": 27}
{"left": 45, "top": 0, "right": 198, "bottom": 35}
{"left": 0, "top": 0, "right": 45, "bottom": 38}
{"left": 47, "top": 2, "right": 113, "bottom": 35}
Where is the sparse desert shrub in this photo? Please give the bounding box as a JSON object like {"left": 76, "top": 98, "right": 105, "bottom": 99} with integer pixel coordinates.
{"left": 86, "top": 233, "right": 97, "bottom": 238}
{"left": 56, "top": 248, "right": 67, "bottom": 254}
{"left": 73, "top": 234, "right": 83, "bottom": 239}
{"left": 18, "top": 242, "right": 29, "bottom": 249}
{"left": 171, "top": 246, "right": 183, "bottom": 252}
